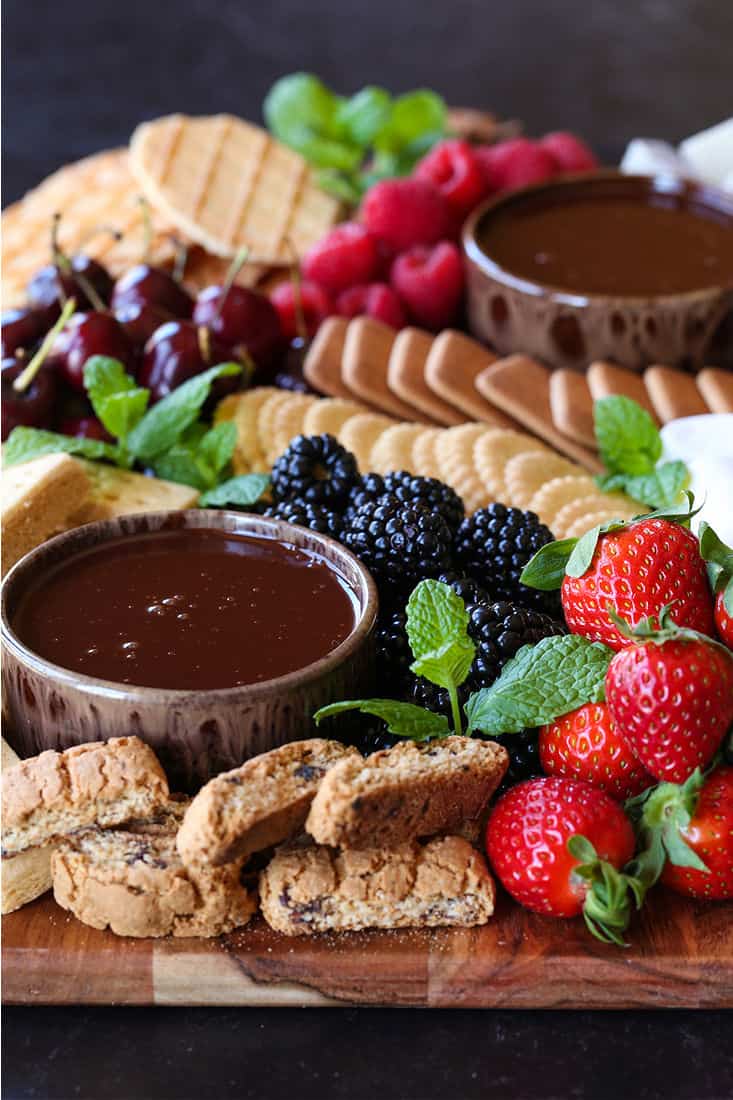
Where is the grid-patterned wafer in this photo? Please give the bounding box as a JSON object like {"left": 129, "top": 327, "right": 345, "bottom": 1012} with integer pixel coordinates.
{"left": 549, "top": 369, "right": 597, "bottom": 449}
{"left": 387, "top": 328, "right": 466, "bottom": 426}
{"left": 645, "top": 365, "right": 709, "bottom": 422}
{"left": 696, "top": 368, "right": 733, "bottom": 413}
{"left": 424, "top": 330, "right": 515, "bottom": 427}
{"left": 303, "top": 317, "right": 356, "bottom": 399}
{"left": 342, "top": 317, "right": 430, "bottom": 422}
{"left": 338, "top": 412, "right": 396, "bottom": 472}
{"left": 1, "top": 149, "right": 179, "bottom": 307}
{"left": 475, "top": 356, "right": 603, "bottom": 472}
{"left": 129, "top": 114, "right": 342, "bottom": 263}
{"left": 586, "top": 361, "right": 660, "bottom": 422}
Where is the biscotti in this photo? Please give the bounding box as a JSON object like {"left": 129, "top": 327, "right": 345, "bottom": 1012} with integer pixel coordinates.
{"left": 52, "top": 805, "right": 256, "bottom": 937}
{"left": 1, "top": 738, "right": 53, "bottom": 913}
{"left": 2, "top": 737, "right": 169, "bottom": 857}
{"left": 177, "top": 739, "right": 360, "bottom": 867}
{"left": 260, "top": 835, "right": 496, "bottom": 935}
{"left": 306, "top": 736, "right": 508, "bottom": 850}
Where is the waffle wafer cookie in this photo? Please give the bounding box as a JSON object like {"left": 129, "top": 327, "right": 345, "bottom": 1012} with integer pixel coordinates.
{"left": 129, "top": 114, "right": 342, "bottom": 263}
{"left": 342, "top": 317, "right": 429, "bottom": 422}
{"left": 338, "top": 412, "right": 396, "bottom": 472}
{"left": 424, "top": 330, "right": 514, "bottom": 427}
{"left": 387, "top": 328, "right": 465, "bottom": 426}
{"left": 1, "top": 149, "right": 179, "bottom": 308}
{"left": 696, "top": 367, "right": 733, "bottom": 413}
{"left": 645, "top": 365, "right": 709, "bottom": 422}
{"left": 549, "top": 369, "right": 597, "bottom": 449}
{"left": 303, "top": 317, "right": 355, "bottom": 399}
{"left": 474, "top": 355, "right": 603, "bottom": 471}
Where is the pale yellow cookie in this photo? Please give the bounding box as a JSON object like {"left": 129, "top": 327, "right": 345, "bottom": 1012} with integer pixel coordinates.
{"left": 436, "top": 425, "right": 498, "bottom": 513}
{"left": 552, "top": 494, "right": 639, "bottom": 538}
{"left": 369, "top": 423, "right": 424, "bottom": 475}
{"left": 303, "top": 397, "right": 366, "bottom": 438}
{"left": 270, "top": 393, "right": 317, "bottom": 463}
{"left": 214, "top": 387, "right": 277, "bottom": 473}
{"left": 527, "top": 475, "right": 598, "bottom": 529}
{"left": 564, "top": 511, "right": 622, "bottom": 540}
{"left": 504, "top": 451, "right": 584, "bottom": 509}
{"left": 411, "top": 427, "right": 444, "bottom": 480}
{"left": 338, "top": 413, "right": 396, "bottom": 473}
{"left": 473, "top": 430, "right": 540, "bottom": 502}
{"left": 257, "top": 391, "right": 294, "bottom": 462}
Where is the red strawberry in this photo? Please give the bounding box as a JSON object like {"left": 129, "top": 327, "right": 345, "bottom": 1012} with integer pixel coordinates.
{"left": 539, "top": 131, "right": 599, "bottom": 173}
{"left": 390, "top": 241, "right": 464, "bottom": 330}
{"left": 361, "top": 178, "right": 454, "bottom": 252}
{"left": 302, "top": 222, "right": 380, "bottom": 295}
{"left": 486, "top": 776, "right": 636, "bottom": 943}
{"left": 629, "top": 767, "right": 733, "bottom": 901}
{"left": 539, "top": 702, "right": 653, "bottom": 800}
{"left": 605, "top": 614, "right": 733, "bottom": 783}
{"left": 715, "top": 590, "right": 733, "bottom": 648}
{"left": 698, "top": 521, "right": 733, "bottom": 649}
{"left": 560, "top": 517, "right": 715, "bottom": 651}
{"left": 413, "top": 139, "right": 488, "bottom": 220}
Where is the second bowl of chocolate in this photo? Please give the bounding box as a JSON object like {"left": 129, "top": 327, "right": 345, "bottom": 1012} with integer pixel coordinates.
{"left": 1, "top": 510, "right": 378, "bottom": 790}
{"left": 463, "top": 172, "right": 733, "bottom": 371}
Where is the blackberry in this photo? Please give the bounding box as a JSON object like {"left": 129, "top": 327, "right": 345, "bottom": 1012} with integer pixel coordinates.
{"left": 436, "top": 571, "right": 490, "bottom": 609}
{"left": 342, "top": 497, "right": 454, "bottom": 594}
{"left": 454, "top": 502, "right": 560, "bottom": 614}
{"left": 265, "top": 499, "right": 342, "bottom": 539}
{"left": 375, "top": 608, "right": 413, "bottom": 694}
{"left": 410, "top": 600, "right": 565, "bottom": 718}
{"left": 348, "top": 472, "right": 465, "bottom": 533}
{"left": 271, "top": 434, "right": 358, "bottom": 508}
{"left": 492, "top": 728, "right": 542, "bottom": 797}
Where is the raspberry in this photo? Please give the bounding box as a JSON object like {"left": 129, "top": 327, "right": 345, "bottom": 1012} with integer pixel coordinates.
{"left": 336, "top": 283, "right": 407, "bottom": 329}
{"left": 413, "top": 139, "right": 488, "bottom": 220}
{"left": 361, "top": 178, "right": 453, "bottom": 252}
{"left": 475, "top": 138, "right": 557, "bottom": 192}
{"left": 390, "top": 241, "right": 464, "bottom": 330}
{"left": 539, "top": 131, "right": 599, "bottom": 173}
{"left": 269, "top": 280, "right": 333, "bottom": 340}
{"left": 302, "top": 222, "right": 380, "bottom": 295}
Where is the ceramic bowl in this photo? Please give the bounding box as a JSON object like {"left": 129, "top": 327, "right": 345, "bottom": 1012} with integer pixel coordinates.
{"left": 1, "top": 510, "right": 378, "bottom": 791}
{"left": 463, "top": 172, "right": 733, "bottom": 371}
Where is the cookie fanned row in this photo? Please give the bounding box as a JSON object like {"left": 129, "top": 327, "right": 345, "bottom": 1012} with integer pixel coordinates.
{"left": 260, "top": 836, "right": 495, "bottom": 935}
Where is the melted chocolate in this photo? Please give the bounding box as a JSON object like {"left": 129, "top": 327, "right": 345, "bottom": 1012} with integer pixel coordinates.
{"left": 477, "top": 188, "right": 733, "bottom": 296}
{"left": 13, "top": 529, "right": 358, "bottom": 690}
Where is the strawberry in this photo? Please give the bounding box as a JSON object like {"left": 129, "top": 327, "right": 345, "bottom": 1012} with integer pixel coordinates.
{"left": 715, "top": 590, "right": 733, "bottom": 648}
{"left": 485, "top": 776, "right": 636, "bottom": 943}
{"left": 559, "top": 516, "right": 715, "bottom": 651}
{"left": 605, "top": 609, "right": 733, "bottom": 783}
{"left": 698, "top": 521, "right": 733, "bottom": 649}
{"left": 539, "top": 702, "right": 653, "bottom": 800}
{"left": 627, "top": 767, "right": 733, "bottom": 901}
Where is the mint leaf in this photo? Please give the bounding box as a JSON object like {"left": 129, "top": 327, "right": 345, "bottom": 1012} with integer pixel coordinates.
{"left": 594, "top": 396, "right": 661, "bottom": 476}
{"left": 198, "top": 421, "right": 237, "bottom": 476}
{"left": 151, "top": 445, "right": 211, "bottom": 490}
{"left": 337, "top": 86, "right": 392, "bottom": 145}
{"left": 3, "top": 426, "right": 119, "bottom": 467}
{"left": 314, "top": 699, "right": 450, "bottom": 741}
{"left": 406, "top": 580, "right": 475, "bottom": 688}
{"left": 126, "top": 364, "right": 241, "bottom": 461}
{"left": 83, "top": 356, "right": 149, "bottom": 444}
{"left": 520, "top": 538, "right": 578, "bottom": 590}
{"left": 465, "top": 635, "right": 613, "bottom": 735}
{"left": 374, "top": 90, "right": 446, "bottom": 151}
{"left": 264, "top": 72, "right": 340, "bottom": 140}
{"left": 199, "top": 473, "right": 271, "bottom": 508}
{"left": 621, "top": 461, "right": 689, "bottom": 510}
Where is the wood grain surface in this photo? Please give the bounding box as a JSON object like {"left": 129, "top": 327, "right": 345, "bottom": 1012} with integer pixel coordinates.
{"left": 4, "top": 890, "right": 731, "bottom": 1009}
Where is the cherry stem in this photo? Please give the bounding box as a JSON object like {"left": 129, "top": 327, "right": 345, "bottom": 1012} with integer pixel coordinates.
{"left": 73, "top": 269, "right": 107, "bottom": 313}
{"left": 197, "top": 325, "right": 212, "bottom": 364}
{"left": 13, "top": 298, "right": 76, "bottom": 393}
{"left": 282, "top": 236, "right": 307, "bottom": 343}
{"left": 212, "top": 247, "right": 251, "bottom": 327}
{"left": 137, "top": 196, "right": 153, "bottom": 263}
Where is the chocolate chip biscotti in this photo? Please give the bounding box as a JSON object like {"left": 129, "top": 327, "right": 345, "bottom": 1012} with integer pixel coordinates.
{"left": 306, "top": 736, "right": 508, "bottom": 850}
{"left": 2, "top": 737, "right": 169, "bottom": 857}
{"left": 177, "top": 739, "right": 360, "bottom": 867}
{"left": 260, "top": 835, "right": 496, "bottom": 935}
{"left": 52, "top": 801, "right": 256, "bottom": 938}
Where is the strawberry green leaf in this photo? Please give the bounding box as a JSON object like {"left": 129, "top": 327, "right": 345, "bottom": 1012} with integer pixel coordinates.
{"left": 565, "top": 525, "right": 603, "bottom": 577}
{"left": 519, "top": 538, "right": 578, "bottom": 590}
{"left": 465, "top": 635, "right": 613, "bottom": 735}
{"left": 567, "top": 835, "right": 634, "bottom": 947}
{"left": 313, "top": 699, "right": 450, "bottom": 741}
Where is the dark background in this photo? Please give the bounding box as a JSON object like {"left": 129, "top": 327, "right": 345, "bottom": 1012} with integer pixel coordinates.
{"left": 3, "top": 1, "right": 733, "bottom": 1098}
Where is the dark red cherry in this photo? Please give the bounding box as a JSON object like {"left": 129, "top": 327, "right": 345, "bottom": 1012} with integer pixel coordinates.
{"left": 114, "top": 300, "right": 174, "bottom": 348}
{"left": 192, "top": 285, "right": 285, "bottom": 377}
{"left": 59, "top": 415, "right": 113, "bottom": 441}
{"left": 1, "top": 308, "right": 47, "bottom": 358}
{"left": 48, "top": 312, "right": 136, "bottom": 391}
{"left": 111, "top": 264, "right": 193, "bottom": 318}
{"left": 27, "top": 255, "right": 113, "bottom": 321}
{"left": 1, "top": 356, "right": 58, "bottom": 440}
{"left": 139, "top": 321, "right": 242, "bottom": 403}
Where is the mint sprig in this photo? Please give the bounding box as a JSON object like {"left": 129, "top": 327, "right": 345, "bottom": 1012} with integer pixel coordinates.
{"left": 199, "top": 473, "right": 271, "bottom": 509}
{"left": 314, "top": 699, "right": 450, "bottom": 741}
{"left": 593, "top": 396, "right": 689, "bottom": 509}
{"left": 3, "top": 426, "right": 119, "bottom": 466}
{"left": 264, "top": 73, "right": 446, "bottom": 201}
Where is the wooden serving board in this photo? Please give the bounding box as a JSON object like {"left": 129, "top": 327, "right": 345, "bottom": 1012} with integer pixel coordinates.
{"left": 4, "top": 891, "right": 732, "bottom": 1008}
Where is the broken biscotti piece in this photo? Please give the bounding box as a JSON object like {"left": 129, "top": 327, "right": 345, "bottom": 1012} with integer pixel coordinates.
{"left": 1, "top": 453, "right": 92, "bottom": 575}
{"left": 1, "top": 737, "right": 169, "bottom": 857}
{"left": 260, "top": 835, "right": 496, "bottom": 935}
{"left": 306, "top": 736, "right": 508, "bottom": 850}
{"left": 176, "top": 739, "right": 360, "bottom": 868}
{"left": 1, "top": 738, "right": 53, "bottom": 914}
{"left": 52, "top": 803, "right": 256, "bottom": 937}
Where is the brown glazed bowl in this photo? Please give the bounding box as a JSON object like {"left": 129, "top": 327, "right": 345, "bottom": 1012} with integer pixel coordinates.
{"left": 463, "top": 172, "right": 733, "bottom": 371}
{"left": 1, "top": 510, "right": 378, "bottom": 791}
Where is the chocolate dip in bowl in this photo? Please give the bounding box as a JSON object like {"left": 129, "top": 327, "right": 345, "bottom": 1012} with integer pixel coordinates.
{"left": 463, "top": 172, "right": 733, "bottom": 371}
